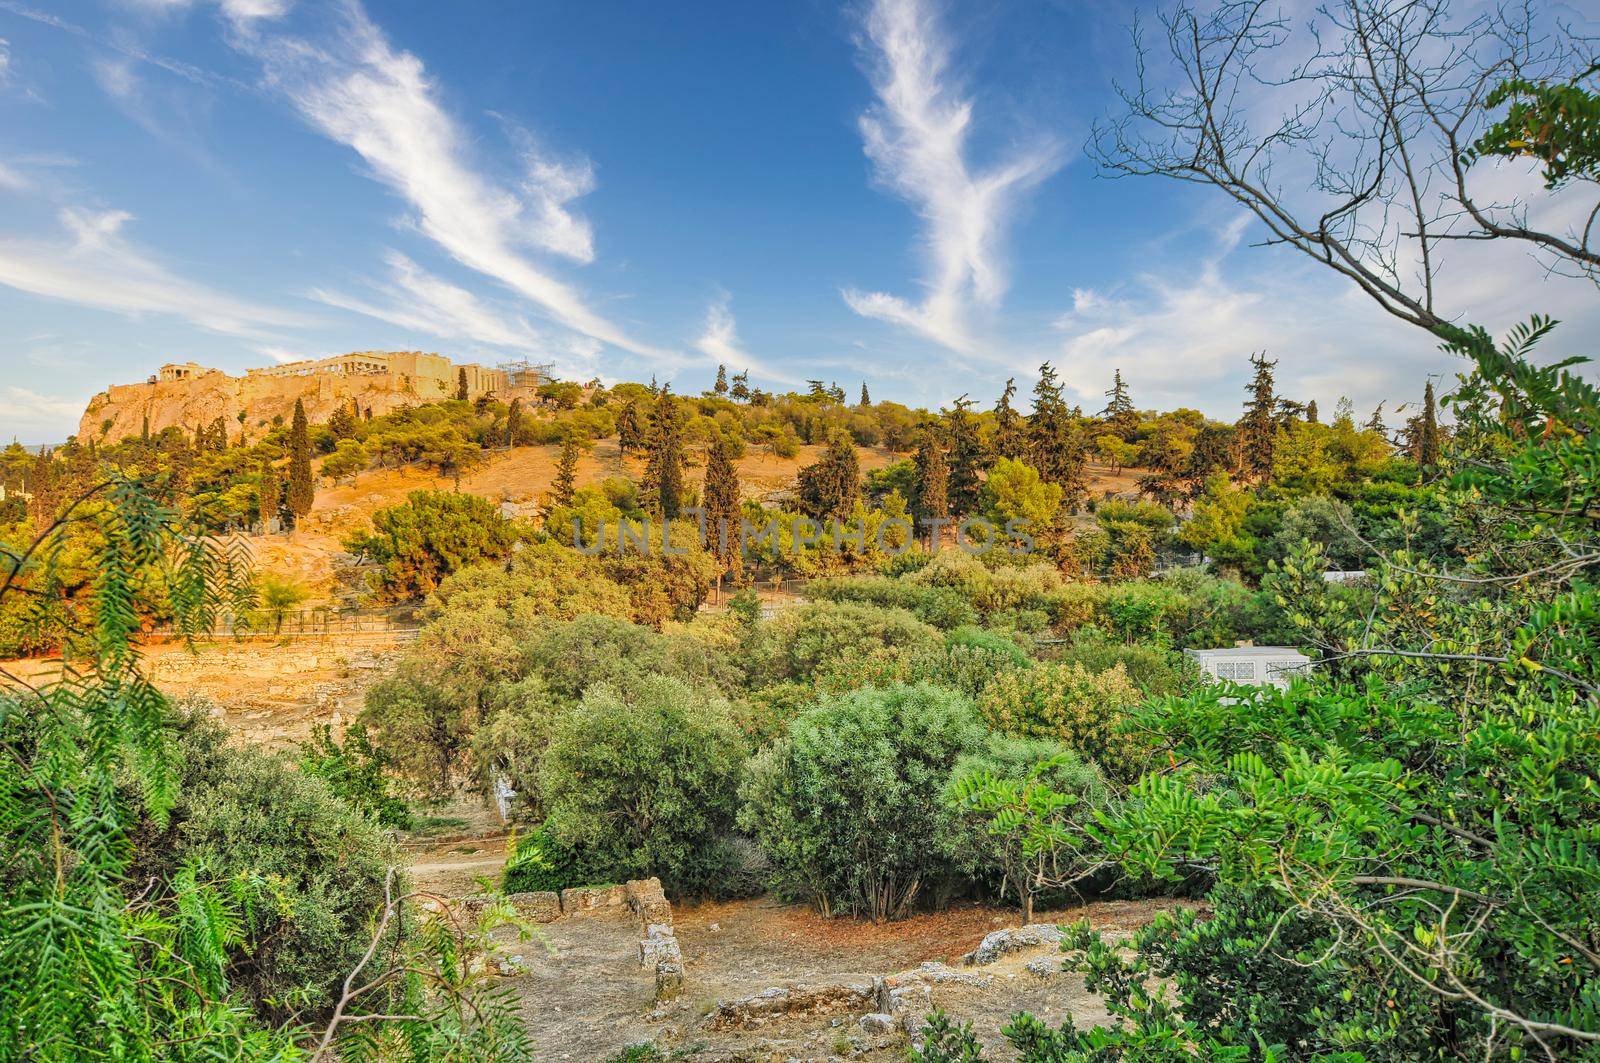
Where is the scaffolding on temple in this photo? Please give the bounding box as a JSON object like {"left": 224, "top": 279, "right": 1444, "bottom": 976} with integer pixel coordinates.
{"left": 497, "top": 359, "right": 556, "bottom": 389}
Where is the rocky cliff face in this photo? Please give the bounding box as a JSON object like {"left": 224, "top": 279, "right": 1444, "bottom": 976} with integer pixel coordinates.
{"left": 80, "top": 368, "right": 465, "bottom": 444}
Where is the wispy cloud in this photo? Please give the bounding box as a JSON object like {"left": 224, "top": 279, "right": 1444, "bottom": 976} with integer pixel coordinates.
{"left": 694, "top": 290, "right": 749, "bottom": 366}
{"left": 0, "top": 384, "right": 96, "bottom": 442}
{"left": 1051, "top": 214, "right": 1436, "bottom": 416}
{"left": 692, "top": 290, "right": 797, "bottom": 386}
{"left": 239, "top": 2, "right": 663, "bottom": 357}
{"left": 844, "top": 0, "right": 1063, "bottom": 352}
{"left": 312, "top": 249, "right": 550, "bottom": 352}
{"left": 0, "top": 206, "right": 311, "bottom": 338}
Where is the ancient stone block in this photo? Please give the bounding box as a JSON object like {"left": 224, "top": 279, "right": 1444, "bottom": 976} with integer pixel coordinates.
{"left": 506, "top": 890, "right": 562, "bottom": 922}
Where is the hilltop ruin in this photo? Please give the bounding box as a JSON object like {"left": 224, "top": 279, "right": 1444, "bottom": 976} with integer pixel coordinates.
{"left": 79, "top": 351, "right": 552, "bottom": 444}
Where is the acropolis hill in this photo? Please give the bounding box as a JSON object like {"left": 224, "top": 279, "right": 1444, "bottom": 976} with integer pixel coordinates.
{"left": 79, "top": 351, "right": 549, "bottom": 444}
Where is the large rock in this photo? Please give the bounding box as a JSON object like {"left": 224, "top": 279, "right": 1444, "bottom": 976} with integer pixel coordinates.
{"left": 506, "top": 891, "right": 562, "bottom": 922}
{"left": 962, "top": 923, "right": 1066, "bottom": 966}
{"left": 705, "top": 980, "right": 878, "bottom": 1031}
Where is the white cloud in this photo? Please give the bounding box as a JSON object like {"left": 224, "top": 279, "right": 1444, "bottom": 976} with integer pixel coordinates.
{"left": 844, "top": 0, "right": 1063, "bottom": 352}
{"left": 691, "top": 290, "right": 798, "bottom": 386}
{"left": 312, "top": 249, "right": 550, "bottom": 352}
{"left": 694, "top": 290, "right": 749, "bottom": 366}
{"left": 0, "top": 161, "right": 26, "bottom": 191}
{"left": 0, "top": 385, "right": 95, "bottom": 442}
{"left": 1051, "top": 214, "right": 1441, "bottom": 418}
{"left": 240, "top": 2, "right": 664, "bottom": 358}
{"left": 0, "top": 207, "right": 311, "bottom": 338}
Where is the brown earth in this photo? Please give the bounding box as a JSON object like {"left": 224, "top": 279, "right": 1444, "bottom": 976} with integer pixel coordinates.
{"left": 484, "top": 896, "right": 1187, "bottom": 1062}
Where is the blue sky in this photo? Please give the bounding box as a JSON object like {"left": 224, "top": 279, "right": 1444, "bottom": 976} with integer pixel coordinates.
{"left": 1, "top": 0, "right": 1597, "bottom": 443}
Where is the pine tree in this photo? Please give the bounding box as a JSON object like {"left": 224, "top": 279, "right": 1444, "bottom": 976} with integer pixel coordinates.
{"left": 1366, "top": 402, "right": 1388, "bottom": 436}
{"left": 1102, "top": 369, "right": 1136, "bottom": 439}
{"left": 1306, "top": 399, "right": 1320, "bottom": 424}
{"left": 730, "top": 370, "right": 750, "bottom": 402}
{"left": 552, "top": 432, "right": 580, "bottom": 506}
{"left": 1239, "top": 351, "right": 1278, "bottom": 481}
{"left": 797, "top": 429, "right": 860, "bottom": 521}
{"left": 208, "top": 415, "right": 228, "bottom": 452}
{"left": 1029, "top": 362, "right": 1086, "bottom": 499}
{"left": 1186, "top": 423, "right": 1236, "bottom": 482}
{"left": 944, "top": 397, "right": 988, "bottom": 516}
{"left": 1418, "top": 381, "right": 1440, "bottom": 466}
{"left": 642, "top": 389, "right": 684, "bottom": 518}
{"left": 714, "top": 364, "right": 729, "bottom": 396}
{"left": 286, "top": 398, "right": 314, "bottom": 519}
{"left": 860, "top": 382, "right": 871, "bottom": 407}
{"left": 257, "top": 459, "right": 281, "bottom": 532}
{"left": 703, "top": 433, "right": 742, "bottom": 575}
{"left": 829, "top": 382, "right": 846, "bottom": 404}
{"left": 616, "top": 398, "right": 643, "bottom": 458}
{"left": 456, "top": 367, "right": 469, "bottom": 401}
{"left": 807, "top": 380, "right": 828, "bottom": 400}
{"left": 993, "top": 378, "right": 1026, "bottom": 460}
{"left": 505, "top": 398, "right": 523, "bottom": 447}
{"left": 329, "top": 399, "right": 357, "bottom": 440}
{"left": 913, "top": 427, "right": 950, "bottom": 523}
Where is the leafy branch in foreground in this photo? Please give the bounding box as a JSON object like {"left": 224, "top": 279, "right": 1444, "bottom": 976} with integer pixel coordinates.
{"left": 0, "top": 473, "right": 533, "bottom": 1060}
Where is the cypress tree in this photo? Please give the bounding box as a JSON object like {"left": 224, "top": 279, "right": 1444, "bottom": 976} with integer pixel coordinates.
{"left": 1239, "top": 351, "right": 1278, "bottom": 481}
{"left": 913, "top": 427, "right": 950, "bottom": 523}
{"left": 642, "top": 389, "right": 684, "bottom": 518}
{"left": 703, "top": 433, "right": 743, "bottom": 575}
{"left": 505, "top": 398, "right": 523, "bottom": 447}
{"left": 208, "top": 415, "right": 228, "bottom": 452}
{"left": 993, "top": 378, "right": 1025, "bottom": 460}
{"left": 552, "top": 432, "right": 580, "bottom": 506}
{"left": 797, "top": 429, "right": 860, "bottom": 521}
{"left": 714, "top": 364, "right": 729, "bottom": 396}
{"left": 860, "top": 382, "right": 871, "bottom": 407}
{"left": 286, "top": 399, "right": 314, "bottom": 518}
{"left": 1418, "top": 381, "right": 1440, "bottom": 466}
{"left": 616, "top": 398, "right": 643, "bottom": 458}
{"left": 1306, "top": 399, "right": 1320, "bottom": 424}
{"left": 258, "top": 459, "right": 281, "bottom": 532}
{"left": 456, "top": 367, "right": 469, "bottom": 401}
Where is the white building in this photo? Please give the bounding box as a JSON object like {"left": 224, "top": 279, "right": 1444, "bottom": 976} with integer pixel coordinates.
{"left": 1185, "top": 646, "right": 1311, "bottom": 689}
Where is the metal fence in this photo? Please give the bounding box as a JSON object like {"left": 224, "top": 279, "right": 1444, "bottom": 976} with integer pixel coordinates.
{"left": 147, "top": 605, "right": 422, "bottom": 641}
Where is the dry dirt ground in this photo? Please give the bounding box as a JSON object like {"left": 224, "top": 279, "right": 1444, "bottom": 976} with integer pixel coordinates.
{"left": 401, "top": 844, "right": 1186, "bottom": 1063}
{"left": 485, "top": 896, "right": 1183, "bottom": 1062}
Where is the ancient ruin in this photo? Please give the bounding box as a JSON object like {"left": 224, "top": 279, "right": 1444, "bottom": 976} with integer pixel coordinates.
{"left": 79, "top": 352, "right": 553, "bottom": 444}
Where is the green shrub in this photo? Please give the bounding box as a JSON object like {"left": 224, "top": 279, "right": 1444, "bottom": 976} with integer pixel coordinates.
{"left": 1050, "top": 630, "right": 1197, "bottom": 699}
{"left": 344, "top": 489, "right": 527, "bottom": 602}
{"left": 473, "top": 675, "right": 564, "bottom": 821}
{"left": 298, "top": 722, "right": 412, "bottom": 828}
{"left": 502, "top": 822, "right": 600, "bottom": 893}
{"left": 738, "top": 683, "right": 984, "bottom": 921}
{"left": 538, "top": 676, "right": 746, "bottom": 897}
{"left": 136, "top": 714, "right": 396, "bottom": 1019}
{"left": 744, "top": 601, "right": 943, "bottom": 689}
{"left": 523, "top": 614, "right": 742, "bottom": 703}
{"left": 977, "top": 662, "right": 1149, "bottom": 783}
{"left": 942, "top": 735, "right": 1107, "bottom": 916}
